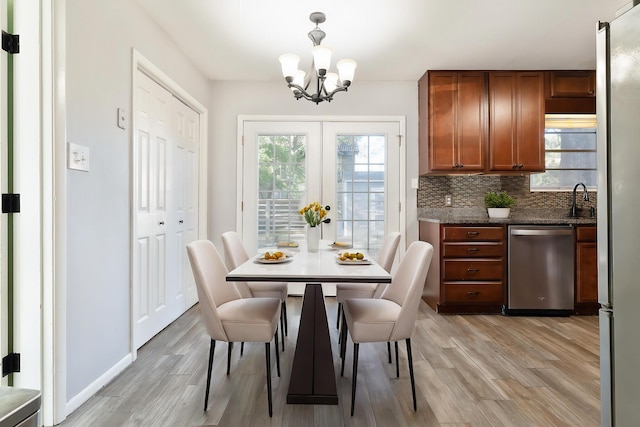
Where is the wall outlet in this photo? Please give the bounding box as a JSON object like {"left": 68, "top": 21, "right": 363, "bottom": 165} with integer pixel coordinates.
{"left": 444, "top": 194, "right": 452, "bottom": 207}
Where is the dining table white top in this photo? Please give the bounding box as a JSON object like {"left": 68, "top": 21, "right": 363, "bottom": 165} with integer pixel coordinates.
{"left": 225, "top": 240, "right": 392, "bottom": 284}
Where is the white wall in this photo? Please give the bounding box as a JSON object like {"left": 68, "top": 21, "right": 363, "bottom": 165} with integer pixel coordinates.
{"left": 65, "top": 0, "right": 210, "bottom": 402}
{"left": 208, "top": 80, "right": 420, "bottom": 249}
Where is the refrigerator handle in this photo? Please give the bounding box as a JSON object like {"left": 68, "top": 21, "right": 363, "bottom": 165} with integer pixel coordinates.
{"left": 596, "top": 21, "right": 612, "bottom": 307}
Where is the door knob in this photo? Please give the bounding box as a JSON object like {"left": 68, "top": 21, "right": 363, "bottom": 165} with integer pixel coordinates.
{"left": 159, "top": 221, "right": 165, "bottom": 226}
{"left": 179, "top": 220, "right": 184, "bottom": 224}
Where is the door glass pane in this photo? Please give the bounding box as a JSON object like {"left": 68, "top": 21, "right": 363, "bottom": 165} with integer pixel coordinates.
{"left": 257, "top": 134, "right": 307, "bottom": 247}
{"left": 335, "top": 134, "right": 386, "bottom": 256}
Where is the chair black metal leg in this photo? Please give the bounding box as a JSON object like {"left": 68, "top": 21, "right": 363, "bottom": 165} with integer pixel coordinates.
{"left": 283, "top": 300, "right": 288, "bottom": 336}
{"left": 350, "top": 343, "right": 359, "bottom": 416}
{"left": 227, "top": 342, "right": 233, "bottom": 375}
{"left": 406, "top": 338, "right": 417, "bottom": 411}
{"left": 265, "top": 343, "right": 273, "bottom": 417}
{"left": 274, "top": 328, "right": 281, "bottom": 377}
{"left": 280, "top": 311, "right": 285, "bottom": 352}
{"left": 204, "top": 339, "right": 216, "bottom": 411}
{"left": 240, "top": 342, "right": 244, "bottom": 357}
{"left": 336, "top": 302, "right": 341, "bottom": 329}
{"left": 340, "top": 320, "right": 348, "bottom": 376}
{"left": 395, "top": 341, "right": 400, "bottom": 378}
{"left": 387, "top": 341, "right": 392, "bottom": 363}
{"left": 280, "top": 304, "right": 285, "bottom": 341}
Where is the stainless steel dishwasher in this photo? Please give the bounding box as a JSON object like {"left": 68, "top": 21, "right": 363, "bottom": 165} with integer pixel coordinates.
{"left": 506, "top": 225, "right": 575, "bottom": 315}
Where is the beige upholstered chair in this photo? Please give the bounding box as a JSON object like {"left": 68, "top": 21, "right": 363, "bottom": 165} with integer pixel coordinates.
{"left": 221, "top": 231, "right": 289, "bottom": 352}
{"left": 336, "top": 232, "right": 401, "bottom": 364}
{"left": 336, "top": 231, "right": 401, "bottom": 327}
{"left": 340, "top": 240, "right": 434, "bottom": 415}
{"left": 186, "top": 240, "right": 281, "bottom": 416}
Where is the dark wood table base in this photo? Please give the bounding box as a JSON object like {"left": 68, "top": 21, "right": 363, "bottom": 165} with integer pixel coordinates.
{"left": 286, "top": 284, "right": 338, "bottom": 405}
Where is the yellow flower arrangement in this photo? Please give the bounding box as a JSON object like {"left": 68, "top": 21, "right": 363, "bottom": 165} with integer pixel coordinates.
{"left": 299, "top": 202, "right": 329, "bottom": 227}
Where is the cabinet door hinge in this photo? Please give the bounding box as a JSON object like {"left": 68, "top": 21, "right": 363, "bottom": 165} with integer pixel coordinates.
{"left": 397, "top": 135, "right": 402, "bottom": 147}
{"left": 2, "top": 353, "right": 20, "bottom": 376}
{"left": 2, "top": 31, "right": 20, "bottom": 54}
{"left": 399, "top": 201, "right": 402, "bottom": 212}
{"left": 2, "top": 193, "right": 21, "bottom": 213}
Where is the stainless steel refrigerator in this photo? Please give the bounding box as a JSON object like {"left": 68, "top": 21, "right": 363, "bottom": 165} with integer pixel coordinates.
{"left": 597, "top": 4, "right": 640, "bottom": 426}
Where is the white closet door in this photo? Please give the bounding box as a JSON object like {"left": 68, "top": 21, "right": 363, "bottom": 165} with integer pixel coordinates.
{"left": 171, "top": 97, "right": 199, "bottom": 308}
{"left": 133, "top": 72, "right": 172, "bottom": 348}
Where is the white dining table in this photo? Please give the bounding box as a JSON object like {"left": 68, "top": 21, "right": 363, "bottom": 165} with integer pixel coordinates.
{"left": 226, "top": 241, "right": 391, "bottom": 405}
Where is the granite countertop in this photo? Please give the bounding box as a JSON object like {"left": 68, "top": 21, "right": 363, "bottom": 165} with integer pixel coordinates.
{"left": 418, "top": 208, "right": 597, "bottom": 225}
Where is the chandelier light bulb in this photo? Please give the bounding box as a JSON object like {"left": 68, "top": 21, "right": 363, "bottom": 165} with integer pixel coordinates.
{"left": 324, "top": 73, "right": 339, "bottom": 92}
{"left": 336, "top": 59, "right": 357, "bottom": 84}
{"left": 312, "top": 46, "right": 332, "bottom": 75}
{"left": 279, "top": 54, "right": 300, "bottom": 79}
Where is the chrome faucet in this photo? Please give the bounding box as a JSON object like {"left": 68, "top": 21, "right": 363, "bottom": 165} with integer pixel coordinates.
{"left": 570, "top": 182, "right": 589, "bottom": 217}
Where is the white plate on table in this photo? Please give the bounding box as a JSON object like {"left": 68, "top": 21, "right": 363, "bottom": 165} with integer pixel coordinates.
{"left": 255, "top": 254, "right": 293, "bottom": 264}
{"left": 336, "top": 258, "right": 372, "bottom": 265}
{"left": 330, "top": 242, "right": 353, "bottom": 249}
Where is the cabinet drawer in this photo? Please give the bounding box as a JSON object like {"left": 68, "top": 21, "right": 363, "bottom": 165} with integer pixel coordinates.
{"left": 576, "top": 226, "right": 596, "bottom": 242}
{"left": 444, "top": 283, "right": 504, "bottom": 304}
{"left": 443, "top": 242, "right": 504, "bottom": 258}
{"left": 442, "top": 226, "right": 504, "bottom": 242}
{"left": 443, "top": 259, "right": 504, "bottom": 281}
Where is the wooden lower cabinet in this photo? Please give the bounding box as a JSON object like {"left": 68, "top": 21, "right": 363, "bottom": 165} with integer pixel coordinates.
{"left": 421, "top": 222, "right": 506, "bottom": 314}
{"left": 574, "top": 225, "right": 599, "bottom": 315}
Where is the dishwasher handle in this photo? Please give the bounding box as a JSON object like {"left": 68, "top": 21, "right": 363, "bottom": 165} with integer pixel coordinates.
{"left": 510, "top": 228, "right": 573, "bottom": 236}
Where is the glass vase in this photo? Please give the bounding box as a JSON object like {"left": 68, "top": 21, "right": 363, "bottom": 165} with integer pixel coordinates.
{"left": 307, "top": 225, "right": 320, "bottom": 253}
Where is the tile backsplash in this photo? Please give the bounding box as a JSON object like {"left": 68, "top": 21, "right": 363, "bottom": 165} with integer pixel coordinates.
{"left": 417, "top": 175, "right": 597, "bottom": 211}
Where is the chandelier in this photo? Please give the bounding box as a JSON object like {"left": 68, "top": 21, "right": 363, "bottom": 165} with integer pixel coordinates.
{"left": 279, "top": 12, "right": 357, "bottom": 104}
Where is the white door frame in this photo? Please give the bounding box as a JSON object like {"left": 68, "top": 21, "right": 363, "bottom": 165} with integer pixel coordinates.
{"left": 237, "top": 115, "right": 407, "bottom": 254}
{"left": 131, "top": 50, "right": 208, "bottom": 359}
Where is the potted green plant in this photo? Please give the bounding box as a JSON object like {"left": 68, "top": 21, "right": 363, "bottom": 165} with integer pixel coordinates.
{"left": 484, "top": 191, "right": 516, "bottom": 218}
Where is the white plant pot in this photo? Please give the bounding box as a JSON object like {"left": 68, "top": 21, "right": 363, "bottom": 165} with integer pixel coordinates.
{"left": 487, "top": 207, "right": 511, "bottom": 219}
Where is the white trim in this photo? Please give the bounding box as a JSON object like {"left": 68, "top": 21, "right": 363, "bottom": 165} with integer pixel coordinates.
{"left": 131, "top": 50, "right": 208, "bottom": 358}
{"left": 65, "top": 353, "right": 133, "bottom": 416}
{"left": 52, "top": 0, "right": 68, "bottom": 422}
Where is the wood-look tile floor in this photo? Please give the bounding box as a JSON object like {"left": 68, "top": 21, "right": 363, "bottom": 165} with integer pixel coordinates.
{"left": 60, "top": 297, "right": 600, "bottom": 427}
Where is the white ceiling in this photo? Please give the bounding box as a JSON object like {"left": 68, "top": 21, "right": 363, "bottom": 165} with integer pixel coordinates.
{"left": 135, "top": 0, "right": 630, "bottom": 82}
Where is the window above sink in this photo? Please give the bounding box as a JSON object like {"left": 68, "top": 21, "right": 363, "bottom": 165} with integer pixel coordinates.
{"left": 530, "top": 114, "right": 597, "bottom": 192}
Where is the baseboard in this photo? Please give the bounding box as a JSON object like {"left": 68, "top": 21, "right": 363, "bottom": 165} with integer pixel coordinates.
{"left": 65, "top": 353, "right": 133, "bottom": 416}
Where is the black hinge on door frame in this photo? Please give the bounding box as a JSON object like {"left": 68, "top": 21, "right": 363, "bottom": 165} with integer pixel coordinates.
{"left": 2, "top": 353, "right": 20, "bottom": 376}
{"left": 1, "top": 31, "right": 20, "bottom": 54}
{"left": 2, "top": 193, "right": 21, "bottom": 213}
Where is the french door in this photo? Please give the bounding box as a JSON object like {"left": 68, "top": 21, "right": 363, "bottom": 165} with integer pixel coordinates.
{"left": 241, "top": 119, "right": 401, "bottom": 260}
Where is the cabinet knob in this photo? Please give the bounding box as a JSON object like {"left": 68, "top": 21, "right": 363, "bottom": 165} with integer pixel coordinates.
{"left": 453, "top": 163, "right": 460, "bottom": 168}
{"left": 518, "top": 164, "right": 524, "bottom": 169}
{"left": 512, "top": 164, "right": 518, "bottom": 169}
{"left": 459, "top": 163, "right": 464, "bottom": 168}
{"left": 588, "top": 90, "right": 595, "bottom": 95}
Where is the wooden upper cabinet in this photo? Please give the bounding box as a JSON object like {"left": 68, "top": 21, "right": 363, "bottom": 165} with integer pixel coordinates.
{"left": 489, "top": 72, "right": 544, "bottom": 172}
{"left": 420, "top": 71, "right": 486, "bottom": 174}
{"left": 545, "top": 71, "right": 596, "bottom": 114}
{"left": 546, "top": 71, "right": 595, "bottom": 98}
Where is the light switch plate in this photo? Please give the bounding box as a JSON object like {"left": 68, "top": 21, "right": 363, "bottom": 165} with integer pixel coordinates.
{"left": 68, "top": 142, "right": 90, "bottom": 172}
{"left": 117, "top": 107, "right": 127, "bottom": 129}
{"left": 445, "top": 194, "right": 452, "bottom": 206}
{"left": 411, "top": 178, "right": 419, "bottom": 189}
